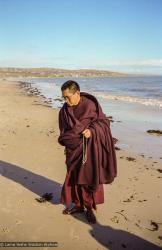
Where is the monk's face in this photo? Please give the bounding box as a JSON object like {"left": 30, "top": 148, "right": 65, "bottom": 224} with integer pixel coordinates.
{"left": 62, "top": 88, "right": 80, "bottom": 106}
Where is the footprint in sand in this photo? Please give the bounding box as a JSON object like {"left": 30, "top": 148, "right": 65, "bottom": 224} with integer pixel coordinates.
{"left": 18, "top": 199, "right": 25, "bottom": 205}
{"left": 15, "top": 220, "right": 22, "bottom": 226}
{"left": 1, "top": 227, "right": 10, "bottom": 233}
{"left": 123, "top": 193, "right": 137, "bottom": 202}
{"left": 110, "top": 216, "right": 119, "bottom": 223}
{"left": 70, "top": 228, "right": 80, "bottom": 240}
{"left": 128, "top": 176, "right": 139, "bottom": 181}
{"left": 138, "top": 199, "right": 147, "bottom": 202}
{"left": 135, "top": 220, "right": 160, "bottom": 231}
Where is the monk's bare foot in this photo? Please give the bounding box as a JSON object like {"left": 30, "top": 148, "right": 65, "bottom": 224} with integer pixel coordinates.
{"left": 62, "top": 206, "right": 84, "bottom": 215}
{"left": 85, "top": 209, "right": 96, "bottom": 224}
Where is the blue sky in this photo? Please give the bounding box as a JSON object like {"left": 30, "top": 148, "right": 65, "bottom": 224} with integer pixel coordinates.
{"left": 0, "top": 0, "right": 162, "bottom": 74}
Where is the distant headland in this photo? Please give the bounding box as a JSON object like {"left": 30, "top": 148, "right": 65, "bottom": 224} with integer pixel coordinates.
{"left": 0, "top": 67, "right": 128, "bottom": 78}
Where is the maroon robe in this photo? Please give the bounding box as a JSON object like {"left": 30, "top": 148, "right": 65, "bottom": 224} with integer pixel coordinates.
{"left": 58, "top": 92, "right": 117, "bottom": 209}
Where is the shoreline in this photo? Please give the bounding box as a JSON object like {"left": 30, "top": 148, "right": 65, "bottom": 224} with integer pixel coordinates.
{"left": 13, "top": 78, "right": 162, "bottom": 162}
{"left": 0, "top": 79, "right": 162, "bottom": 249}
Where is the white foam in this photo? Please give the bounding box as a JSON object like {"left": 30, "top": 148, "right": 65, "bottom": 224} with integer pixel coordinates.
{"left": 92, "top": 91, "right": 162, "bottom": 109}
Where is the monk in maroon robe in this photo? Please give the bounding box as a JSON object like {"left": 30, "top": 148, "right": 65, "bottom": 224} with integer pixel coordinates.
{"left": 58, "top": 80, "right": 117, "bottom": 223}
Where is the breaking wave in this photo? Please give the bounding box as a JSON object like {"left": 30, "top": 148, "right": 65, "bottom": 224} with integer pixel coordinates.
{"left": 92, "top": 91, "right": 162, "bottom": 109}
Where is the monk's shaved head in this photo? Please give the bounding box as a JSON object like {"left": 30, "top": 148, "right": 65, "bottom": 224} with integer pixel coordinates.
{"left": 61, "top": 80, "right": 80, "bottom": 93}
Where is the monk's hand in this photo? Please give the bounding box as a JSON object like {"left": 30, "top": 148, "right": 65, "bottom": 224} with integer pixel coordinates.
{"left": 82, "top": 129, "right": 91, "bottom": 138}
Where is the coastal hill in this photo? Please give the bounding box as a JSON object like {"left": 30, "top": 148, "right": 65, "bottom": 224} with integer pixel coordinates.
{"left": 0, "top": 67, "right": 127, "bottom": 78}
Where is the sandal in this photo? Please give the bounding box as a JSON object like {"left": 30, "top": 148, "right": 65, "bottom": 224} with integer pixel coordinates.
{"left": 62, "top": 206, "right": 85, "bottom": 215}
{"left": 85, "top": 209, "right": 97, "bottom": 224}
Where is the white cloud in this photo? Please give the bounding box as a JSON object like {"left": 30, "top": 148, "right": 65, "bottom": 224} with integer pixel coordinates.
{"left": 137, "top": 59, "right": 162, "bottom": 66}
{"left": 0, "top": 56, "right": 162, "bottom": 74}
{"left": 94, "top": 59, "right": 162, "bottom": 67}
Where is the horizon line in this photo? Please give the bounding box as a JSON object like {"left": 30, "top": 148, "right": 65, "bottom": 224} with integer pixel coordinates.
{"left": 0, "top": 66, "right": 162, "bottom": 76}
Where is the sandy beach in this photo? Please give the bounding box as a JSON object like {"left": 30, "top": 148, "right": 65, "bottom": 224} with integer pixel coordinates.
{"left": 0, "top": 79, "right": 162, "bottom": 250}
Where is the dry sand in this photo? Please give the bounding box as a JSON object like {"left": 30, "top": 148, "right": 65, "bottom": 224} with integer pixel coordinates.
{"left": 0, "top": 79, "right": 162, "bottom": 250}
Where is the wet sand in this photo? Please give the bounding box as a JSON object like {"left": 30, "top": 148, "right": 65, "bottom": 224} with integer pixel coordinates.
{"left": 0, "top": 79, "right": 162, "bottom": 250}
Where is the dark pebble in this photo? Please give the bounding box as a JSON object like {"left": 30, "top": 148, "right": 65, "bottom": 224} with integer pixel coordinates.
{"left": 126, "top": 157, "right": 136, "bottom": 161}
{"left": 147, "top": 130, "right": 162, "bottom": 135}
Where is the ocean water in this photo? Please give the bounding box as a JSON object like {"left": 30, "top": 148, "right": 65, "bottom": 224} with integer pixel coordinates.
{"left": 25, "top": 76, "right": 162, "bottom": 108}
{"left": 21, "top": 76, "right": 162, "bottom": 161}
